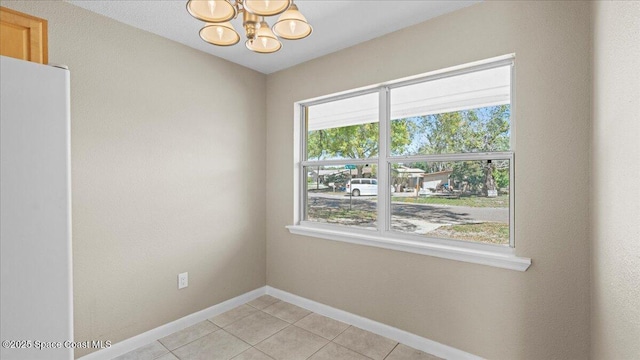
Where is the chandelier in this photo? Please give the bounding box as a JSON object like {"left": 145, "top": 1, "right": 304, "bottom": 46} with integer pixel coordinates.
{"left": 186, "top": 0, "right": 312, "bottom": 54}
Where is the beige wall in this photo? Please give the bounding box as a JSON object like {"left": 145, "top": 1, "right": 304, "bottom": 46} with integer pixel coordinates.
{"left": 3, "top": 1, "right": 267, "bottom": 357}
{"left": 9, "top": 1, "right": 638, "bottom": 359}
{"left": 266, "top": 2, "right": 591, "bottom": 359}
{"left": 591, "top": 1, "right": 640, "bottom": 359}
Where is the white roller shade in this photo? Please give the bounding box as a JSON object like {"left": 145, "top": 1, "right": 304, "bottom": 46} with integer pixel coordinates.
{"left": 307, "top": 92, "right": 378, "bottom": 131}
{"left": 308, "top": 64, "right": 510, "bottom": 131}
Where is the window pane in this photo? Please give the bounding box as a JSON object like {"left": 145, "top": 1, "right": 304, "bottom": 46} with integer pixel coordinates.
{"left": 306, "top": 93, "right": 379, "bottom": 161}
{"left": 305, "top": 165, "right": 377, "bottom": 230}
{"left": 390, "top": 160, "right": 510, "bottom": 245}
{"left": 390, "top": 65, "right": 511, "bottom": 156}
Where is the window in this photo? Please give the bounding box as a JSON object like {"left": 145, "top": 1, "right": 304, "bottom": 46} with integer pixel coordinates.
{"left": 290, "top": 55, "right": 530, "bottom": 271}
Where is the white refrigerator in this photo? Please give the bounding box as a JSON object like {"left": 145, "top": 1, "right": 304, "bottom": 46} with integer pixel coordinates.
{"left": 1, "top": 56, "right": 73, "bottom": 360}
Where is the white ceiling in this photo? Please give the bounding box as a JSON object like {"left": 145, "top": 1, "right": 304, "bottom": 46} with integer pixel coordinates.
{"left": 66, "top": 0, "right": 479, "bottom": 74}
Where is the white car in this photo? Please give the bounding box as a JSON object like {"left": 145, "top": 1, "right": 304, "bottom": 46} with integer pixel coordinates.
{"left": 346, "top": 178, "right": 395, "bottom": 196}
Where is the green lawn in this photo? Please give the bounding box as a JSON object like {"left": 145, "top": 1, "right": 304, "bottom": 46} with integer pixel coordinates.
{"left": 428, "top": 222, "right": 509, "bottom": 245}
{"left": 392, "top": 195, "right": 509, "bottom": 208}
{"left": 307, "top": 207, "right": 376, "bottom": 225}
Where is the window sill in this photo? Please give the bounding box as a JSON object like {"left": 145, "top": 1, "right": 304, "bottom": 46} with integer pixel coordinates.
{"left": 286, "top": 224, "right": 531, "bottom": 272}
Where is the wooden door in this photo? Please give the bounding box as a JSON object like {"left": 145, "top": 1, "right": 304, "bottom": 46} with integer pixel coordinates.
{"left": 0, "top": 6, "right": 48, "bottom": 64}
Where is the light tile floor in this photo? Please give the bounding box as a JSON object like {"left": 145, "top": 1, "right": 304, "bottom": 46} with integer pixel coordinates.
{"left": 113, "top": 295, "right": 442, "bottom": 360}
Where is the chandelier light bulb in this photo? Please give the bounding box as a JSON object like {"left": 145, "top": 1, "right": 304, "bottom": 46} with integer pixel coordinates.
{"left": 243, "top": 0, "right": 291, "bottom": 17}
{"left": 272, "top": 3, "right": 312, "bottom": 40}
{"left": 246, "top": 20, "right": 282, "bottom": 53}
{"left": 200, "top": 22, "right": 240, "bottom": 46}
{"left": 186, "top": 0, "right": 237, "bottom": 23}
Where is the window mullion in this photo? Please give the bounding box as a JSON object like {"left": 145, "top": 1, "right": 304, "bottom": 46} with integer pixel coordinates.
{"left": 377, "top": 87, "right": 390, "bottom": 235}
{"left": 300, "top": 104, "right": 308, "bottom": 224}
{"left": 509, "top": 153, "right": 515, "bottom": 248}
{"left": 389, "top": 152, "right": 513, "bottom": 163}
{"left": 302, "top": 158, "right": 377, "bottom": 167}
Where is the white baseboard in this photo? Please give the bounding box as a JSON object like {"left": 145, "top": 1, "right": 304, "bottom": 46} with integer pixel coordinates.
{"left": 78, "top": 287, "right": 266, "bottom": 360}
{"left": 266, "top": 286, "right": 482, "bottom": 360}
{"left": 79, "top": 285, "right": 480, "bottom": 360}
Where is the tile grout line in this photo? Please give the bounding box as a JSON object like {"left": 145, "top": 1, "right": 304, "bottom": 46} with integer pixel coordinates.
{"left": 252, "top": 305, "right": 365, "bottom": 359}
{"left": 254, "top": 322, "right": 332, "bottom": 359}
{"left": 331, "top": 323, "right": 353, "bottom": 341}
{"left": 226, "top": 328, "right": 256, "bottom": 349}
{"left": 214, "top": 296, "right": 293, "bottom": 354}
{"left": 208, "top": 306, "right": 258, "bottom": 328}
{"left": 330, "top": 340, "right": 378, "bottom": 360}
{"left": 246, "top": 295, "right": 281, "bottom": 311}
{"left": 303, "top": 339, "right": 331, "bottom": 360}
{"left": 154, "top": 340, "right": 171, "bottom": 360}
{"left": 383, "top": 342, "right": 400, "bottom": 360}
{"left": 228, "top": 336, "right": 273, "bottom": 360}
{"left": 291, "top": 318, "right": 372, "bottom": 359}
{"left": 252, "top": 322, "right": 294, "bottom": 349}
{"left": 260, "top": 307, "right": 312, "bottom": 325}
{"left": 168, "top": 326, "right": 256, "bottom": 360}
{"left": 331, "top": 325, "right": 396, "bottom": 360}
{"left": 250, "top": 346, "right": 277, "bottom": 360}
{"left": 231, "top": 346, "right": 276, "bottom": 360}
{"left": 324, "top": 337, "right": 376, "bottom": 360}
{"left": 160, "top": 322, "right": 221, "bottom": 355}
{"left": 202, "top": 301, "right": 282, "bottom": 354}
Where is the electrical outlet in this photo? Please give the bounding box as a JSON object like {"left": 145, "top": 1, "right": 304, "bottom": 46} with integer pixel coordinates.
{"left": 178, "top": 272, "right": 188, "bottom": 289}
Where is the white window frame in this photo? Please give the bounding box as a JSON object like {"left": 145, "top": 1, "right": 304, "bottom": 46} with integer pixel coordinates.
{"left": 288, "top": 55, "right": 531, "bottom": 271}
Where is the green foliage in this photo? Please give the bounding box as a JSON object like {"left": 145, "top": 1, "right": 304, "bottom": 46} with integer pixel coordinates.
{"left": 307, "top": 129, "right": 327, "bottom": 160}
{"left": 307, "top": 105, "right": 510, "bottom": 190}
{"left": 307, "top": 120, "right": 414, "bottom": 177}
{"left": 418, "top": 105, "right": 510, "bottom": 154}
{"left": 451, "top": 161, "right": 485, "bottom": 192}
{"left": 494, "top": 168, "right": 510, "bottom": 190}
{"left": 391, "top": 119, "right": 416, "bottom": 154}
{"left": 416, "top": 105, "right": 511, "bottom": 193}
{"left": 419, "top": 111, "right": 467, "bottom": 154}
{"left": 308, "top": 120, "right": 415, "bottom": 160}
{"left": 307, "top": 123, "right": 377, "bottom": 160}
{"left": 325, "top": 172, "right": 349, "bottom": 186}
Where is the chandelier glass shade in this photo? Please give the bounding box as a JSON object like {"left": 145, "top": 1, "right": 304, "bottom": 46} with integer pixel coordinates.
{"left": 186, "top": 0, "right": 312, "bottom": 54}
{"left": 246, "top": 20, "right": 282, "bottom": 53}
{"left": 200, "top": 22, "right": 241, "bottom": 46}
{"left": 272, "top": 4, "right": 312, "bottom": 40}
{"left": 243, "top": 0, "right": 291, "bottom": 17}
{"left": 187, "top": 0, "right": 236, "bottom": 23}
